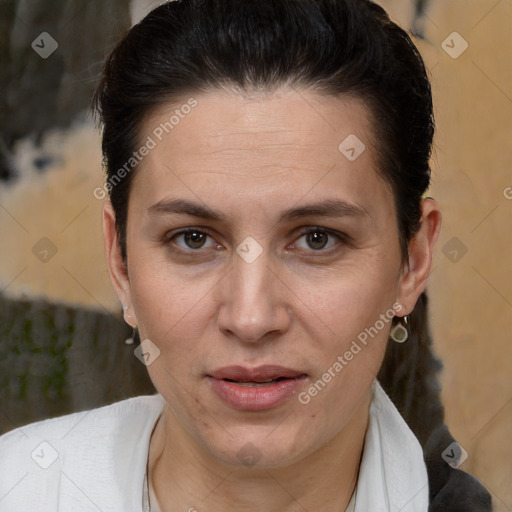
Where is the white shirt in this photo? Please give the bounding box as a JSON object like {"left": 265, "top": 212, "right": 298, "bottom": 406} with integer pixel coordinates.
{"left": 0, "top": 380, "right": 428, "bottom": 511}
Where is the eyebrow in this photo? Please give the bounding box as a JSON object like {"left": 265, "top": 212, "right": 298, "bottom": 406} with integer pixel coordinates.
{"left": 148, "top": 198, "right": 368, "bottom": 223}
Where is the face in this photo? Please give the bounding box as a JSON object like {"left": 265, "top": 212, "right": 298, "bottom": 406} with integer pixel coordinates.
{"left": 104, "top": 87, "right": 439, "bottom": 469}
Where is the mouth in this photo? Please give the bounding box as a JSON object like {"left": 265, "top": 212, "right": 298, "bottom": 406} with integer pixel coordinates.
{"left": 207, "top": 365, "right": 307, "bottom": 411}
{"left": 222, "top": 377, "right": 293, "bottom": 387}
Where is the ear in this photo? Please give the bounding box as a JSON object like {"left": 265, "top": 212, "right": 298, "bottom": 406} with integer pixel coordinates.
{"left": 396, "top": 198, "right": 442, "bottom": 315}
{"left": 103, "top": 201, "right": 136, "bottom": 326}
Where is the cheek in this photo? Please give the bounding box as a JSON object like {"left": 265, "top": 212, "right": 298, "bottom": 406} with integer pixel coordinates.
{"left": 297, "top": 297, "right": 392, "bottom": 440}
{"left": 129, "top": 256, "right": 214, "bottom": 331}
{"left": 292, "top": 262, "right": 397, "bottom": 401}
{"left": 127, "top": 271, "right": 214, "bottom": 390}
{"left": 289, "top": 257, "right": 399, "bottom": 340}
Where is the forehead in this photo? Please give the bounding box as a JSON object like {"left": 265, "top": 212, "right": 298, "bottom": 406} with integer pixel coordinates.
{"left": 142, "top": 88, "right": 374, "bottom": 158}
{"left": 132, "top": 88, "right": 392, "bottom": 215}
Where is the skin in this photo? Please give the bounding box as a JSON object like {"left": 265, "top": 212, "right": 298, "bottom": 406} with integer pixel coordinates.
{"left": 103, "top": 87, "right": 442, "bottom": 511}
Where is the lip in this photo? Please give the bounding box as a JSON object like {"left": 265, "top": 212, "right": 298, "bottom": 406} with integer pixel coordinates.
{"left": 207, "top": 365, "right": 307, "bottom": 411}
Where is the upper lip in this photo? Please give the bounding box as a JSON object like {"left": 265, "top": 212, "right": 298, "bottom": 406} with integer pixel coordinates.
{"left": 208, "top": 365, "right": 307, "bottom": 382}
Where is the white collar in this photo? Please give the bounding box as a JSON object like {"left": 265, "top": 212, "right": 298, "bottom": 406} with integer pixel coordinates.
{"left": 349, "top": 380, "right": 429, "bottom": 511}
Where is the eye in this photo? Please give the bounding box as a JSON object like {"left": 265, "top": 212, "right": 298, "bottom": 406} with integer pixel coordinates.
{"left": 293, "top": 227, "right": 344, "bottom": 253}
{"left": 168, "top": 228, "right": 220, "bottom": 251}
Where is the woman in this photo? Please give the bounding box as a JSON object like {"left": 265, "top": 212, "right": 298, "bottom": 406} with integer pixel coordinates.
{"left": 0, "top": 0, "right": 492, "bottom": 510}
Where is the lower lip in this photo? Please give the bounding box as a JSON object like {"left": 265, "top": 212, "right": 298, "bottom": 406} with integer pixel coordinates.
{"left": 208, "top": 376, "right": 307, "bottom": 411}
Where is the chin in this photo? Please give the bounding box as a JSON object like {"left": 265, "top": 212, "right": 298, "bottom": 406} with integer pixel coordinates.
{"left": 204, "top": 426, "right": 316, "bottom": 470}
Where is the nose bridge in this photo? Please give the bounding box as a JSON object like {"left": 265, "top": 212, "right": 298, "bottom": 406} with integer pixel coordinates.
{"left": 232, "top": 245, "right": 274, "bottom": 317}
{"left": 218, "top": 241, "right": 288, "bottom": 341}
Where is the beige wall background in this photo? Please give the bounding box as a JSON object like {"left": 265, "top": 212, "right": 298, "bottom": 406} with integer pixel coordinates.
{"left": 1, "top": 0, "right": 510, "bottom": 509}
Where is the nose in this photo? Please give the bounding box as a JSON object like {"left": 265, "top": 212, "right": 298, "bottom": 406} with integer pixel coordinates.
{"left": 216, "top": 247, "right": 292, "bottom": 344}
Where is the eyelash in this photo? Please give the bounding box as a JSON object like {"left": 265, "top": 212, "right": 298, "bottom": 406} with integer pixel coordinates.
{"left": 164, "top": 227, "right": 347, "bottom": 256}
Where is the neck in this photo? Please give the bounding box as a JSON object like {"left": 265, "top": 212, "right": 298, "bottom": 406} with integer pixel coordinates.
{"left": 149, "top": 392, "right": 371, "bottom": 512}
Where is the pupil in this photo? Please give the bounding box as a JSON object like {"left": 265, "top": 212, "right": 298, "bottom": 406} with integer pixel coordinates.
{"left": 308, "top": 231, "right": 327, "bottom": 250}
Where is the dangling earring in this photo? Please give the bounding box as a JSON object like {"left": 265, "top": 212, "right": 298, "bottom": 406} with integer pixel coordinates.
{"left": 390, "top": 315, "right": 409, "bottom": 343}
{"left": 125, "top": 326, "right": 136, "bottom": 345}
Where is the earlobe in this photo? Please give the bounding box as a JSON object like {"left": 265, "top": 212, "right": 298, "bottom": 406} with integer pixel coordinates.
{"left": 103, "top": 201, "right": 134, "bottom": 322}
{"left": 396, "top": 198, "right": 442, "bottom": 315}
